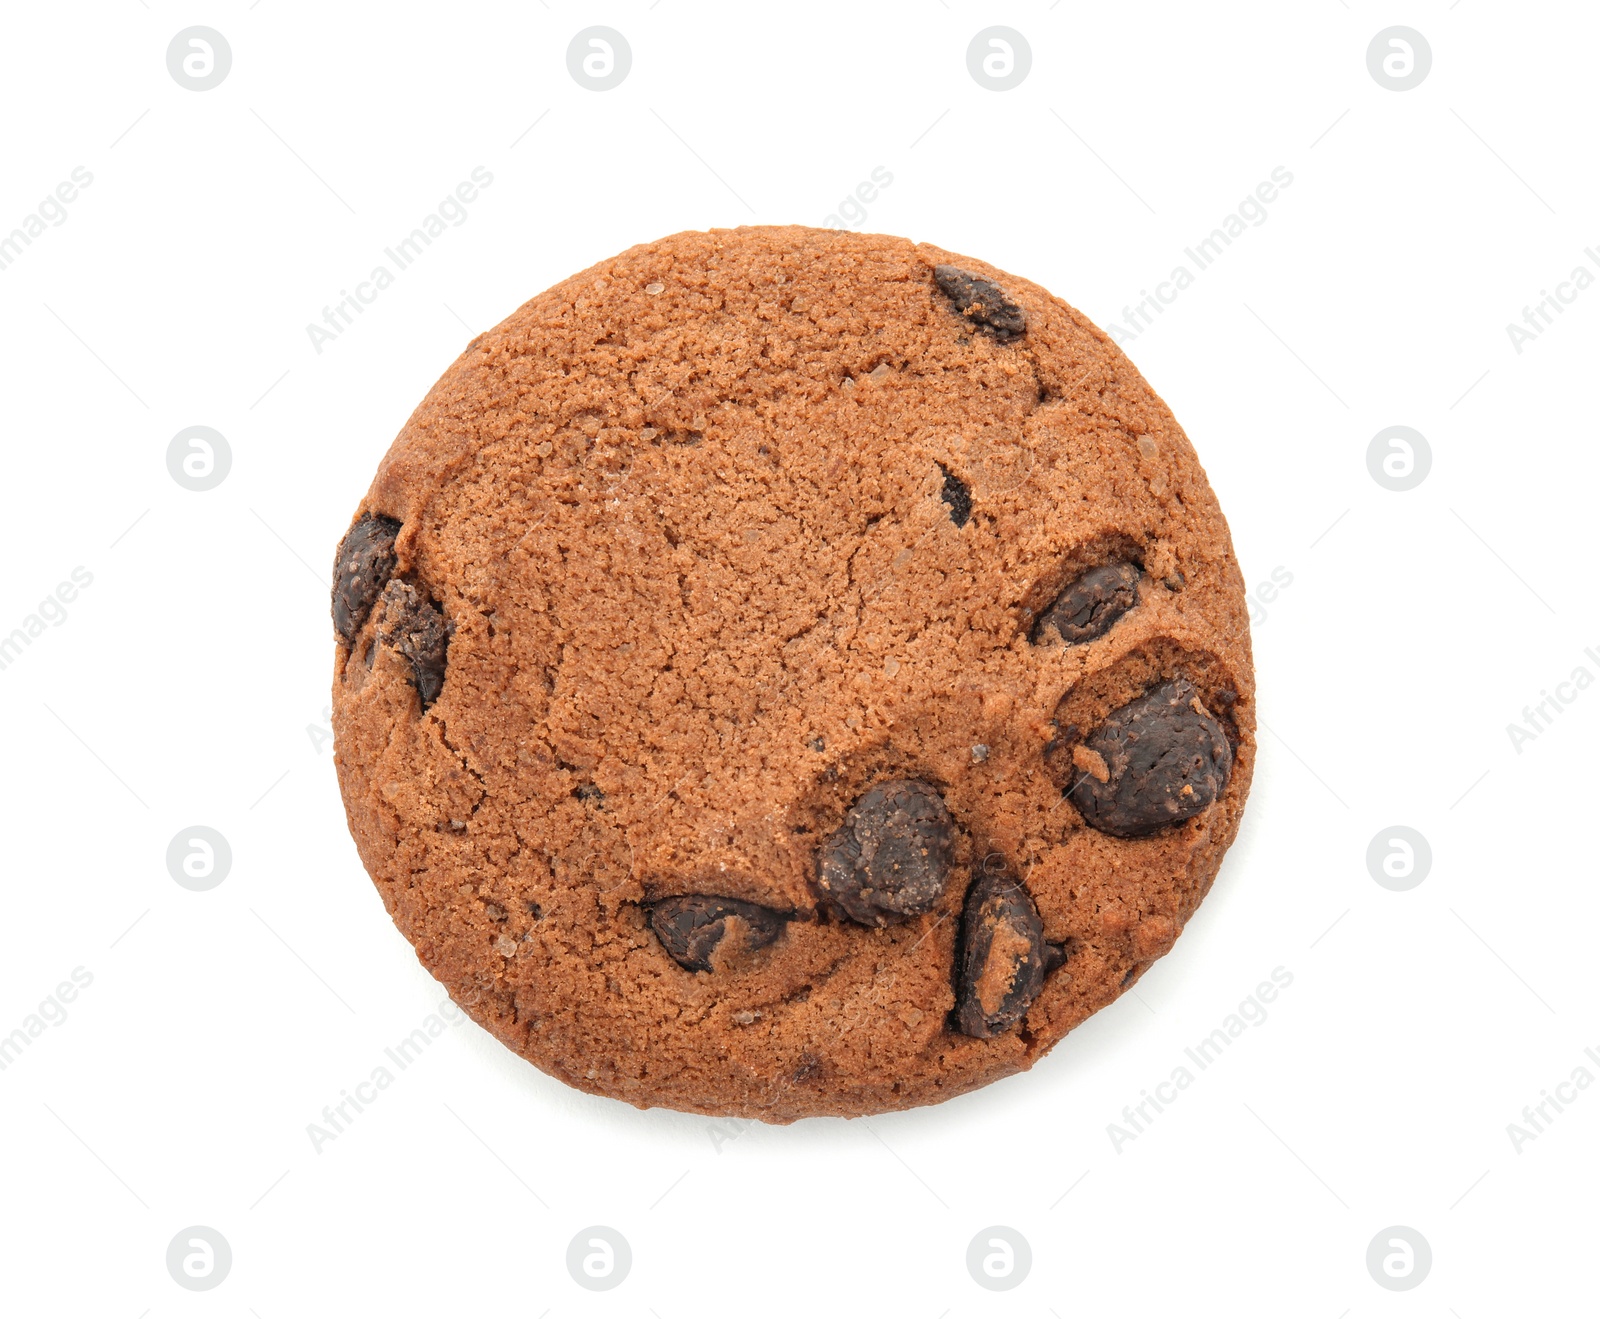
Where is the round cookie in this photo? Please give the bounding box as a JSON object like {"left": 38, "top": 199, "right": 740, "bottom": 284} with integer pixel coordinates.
{"left": 331, "top": 225, "right": 1255, "bottom": 1122}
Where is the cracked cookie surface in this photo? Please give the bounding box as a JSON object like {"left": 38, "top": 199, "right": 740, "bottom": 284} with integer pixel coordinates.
{"left": 331, "top": 225, "right": 1255, "bottom": 1122}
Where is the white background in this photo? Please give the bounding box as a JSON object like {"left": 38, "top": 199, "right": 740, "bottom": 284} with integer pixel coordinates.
{"left": 1, "top": 2, "right": 1595, "bottom": 1314}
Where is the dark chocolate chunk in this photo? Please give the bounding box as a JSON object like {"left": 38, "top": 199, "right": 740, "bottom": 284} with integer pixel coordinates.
{"left": 332, "top": 513, "right": 401, "bottom": 643}
{"left": 939, "top": 466, "right": 972, "bottom": 527}
{"left": 649, "top": 896, "right": 789, "bottom": 973}
{"left": 574, "top": 783, "right": 605, "bottom": 804}
{"left": 933, "top": 265, "right": 1027, "bottom": 339}
{"left": 818, "top": 779, "right": 955, "bottom": 926}
{"left": 955, "top": 870, "right": 1053, "bottom": 1038}
{"left": 379, "top": 579, "right": 452, "bottom": 709}
{"left": 1033, "top": 560, "right": 1141, "bottom": 645}
{"left": 1067, "top": 678, "right": 1233, "bottom": 837}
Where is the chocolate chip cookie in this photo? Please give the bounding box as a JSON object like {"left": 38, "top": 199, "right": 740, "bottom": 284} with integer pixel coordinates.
{"left": 331, "top": 225, "right": 1255, "bottom": 1122}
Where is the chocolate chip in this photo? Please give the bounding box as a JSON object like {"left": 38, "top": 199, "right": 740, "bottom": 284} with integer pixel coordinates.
{"left": 574, "top": 783, "right": 605, "bottom": 804}
{"left": 938, "top": 465, "right": 972, "bottom": 527}
{"left": 378, "top": 579, "right": 451, "bottom": 709}
{"left": 1034, "top": 561, "right": 1141, "bottom": 645}
{"left": 332, "top": 513, "right": 401, "bottom": 643}
{"left": 818, "top": 779, "right": 955, "bottom": 926}
{"left": 1067, "top": 678, "right": 1233, "bottom": 837}
{"left": 955, "top": 870, "right": 1053, "bottom": 1038}
{"left": 648, "top": 896, "right": 789, "bottom": 973}
{"left": 933, "top": 265, "right": 1027, "bottom": 339}
{"left": 792, "top": 1053, "right": 823, "bottom": 1083}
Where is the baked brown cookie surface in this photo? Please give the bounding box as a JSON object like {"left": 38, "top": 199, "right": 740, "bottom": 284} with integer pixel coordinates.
{"left": 331, "top": 226, "right": 1255, "bottom": 1122}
